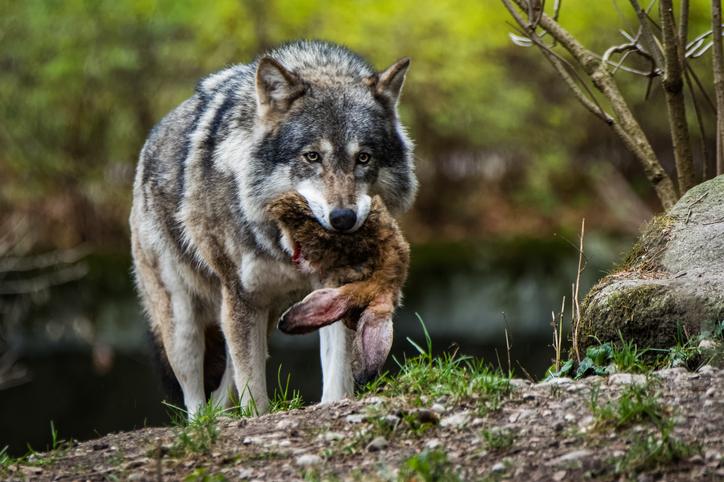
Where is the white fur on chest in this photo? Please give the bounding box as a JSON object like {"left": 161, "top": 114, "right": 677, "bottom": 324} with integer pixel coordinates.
{"left": 240, "top": 254, "right": 309, "bottom": 300}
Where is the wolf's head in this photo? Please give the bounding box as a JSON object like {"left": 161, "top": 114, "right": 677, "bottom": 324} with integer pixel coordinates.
{"left": 244, "top": 41, "right": 416, "bottom": 238}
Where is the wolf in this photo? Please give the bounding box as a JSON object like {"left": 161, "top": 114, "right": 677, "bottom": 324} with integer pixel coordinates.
{"left": 130, "top": 40, "right": 416, "bottom": 417}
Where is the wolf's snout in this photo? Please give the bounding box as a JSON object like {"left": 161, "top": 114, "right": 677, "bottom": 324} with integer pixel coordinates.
{"left": 329, "top": 208, "right": 357, "bottom": 231}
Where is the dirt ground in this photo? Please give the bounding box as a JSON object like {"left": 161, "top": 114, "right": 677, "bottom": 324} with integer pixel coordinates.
{"left": 4, "top": 366, "right": 723, "bottom": 481}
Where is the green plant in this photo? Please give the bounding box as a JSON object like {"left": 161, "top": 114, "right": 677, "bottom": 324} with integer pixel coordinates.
{"left": 184, "top": 467, "right": 229, "bottom": 482}
{"left": 589, "top": 383, "right": 666, "bottom": 430}
{"left": 269, "top": 365, "right": 304, "bottom": 413}
{"left": 364, "top": 316, "right": 511, "bottom": 412}
{"left": 398, "top": 449, "right": 460, "bottom": 482}
{"left": 481, "top": 427, "right": 515, "bottom": 451}
{"left": 165, "top": 401, "right": 222, "bottom": 456}
{"left": 615, "top": 423, "right": 695, "bottom": 475}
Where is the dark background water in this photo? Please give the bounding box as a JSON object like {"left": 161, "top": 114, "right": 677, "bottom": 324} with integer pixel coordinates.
{"left": 0, "top": 235, "right": 627, "bottom": 456}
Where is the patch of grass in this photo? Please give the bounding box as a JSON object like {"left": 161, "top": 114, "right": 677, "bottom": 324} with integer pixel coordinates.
{"left": 269, "top": 365, "right": 304, "bottom": 413}
{"left": 364, "top": 316, "right": 511, "bottom": 413}
{"left": 184, "top": 467, "right": 229, "bottom": 482}
{"left": 589, "top": 383, "right": 666, "bottom": 430}
{"left": 481, "top": 427, "right": 515, "bottom": 451}
{"left": 0, "top": 421, "right": 68, "bottom": 473}
{"left": 615, "top": 423, "right": 695, "bottom": 475}
{"left": 398, "top": 449, "right": 460, "bottom": 482}
{"left": 588, "top": 381, "right": 697, "bottom": 475}
{"left": 165, "top": 401, "right": 222, "bottom": 456}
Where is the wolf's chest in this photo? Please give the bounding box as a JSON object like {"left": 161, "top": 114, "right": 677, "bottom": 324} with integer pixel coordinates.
{"left": 240, "top": 254, "right": 310, "bottom": 301}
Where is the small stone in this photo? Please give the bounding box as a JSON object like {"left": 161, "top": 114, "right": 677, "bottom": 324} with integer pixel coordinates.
{"left": 431, "top": 403, "right": 446, "bottom": 414}
{"left": 698, "top": 364, "right": 716, "bottom": 375}
{"left": 440, "top": 411, "right": 470, "bottom": 428}
{"left": 550, "top": 449, "right": 593, "bottom": 466}
{"left": 425, "top": 438, "right": 442, "bottom": 449}
{"left": 608, "top": 373, "right": 646, "bottom": 385}
{"left": 491, "top": 462, "right": 506, "bottom": 473}
{"left": 345, "top": 414, "right": 365, "bottom": 424}
{"left": 92, "top": 442, "right": 109, "bottom": 451}
{"left": 367, "top": 436, "right": 388, "bottom": 452}
{"left": 698, "top": 339, "right": 718, "bottom": 351}
{"left": 655, "top": 367, "right": 687, "bottom": 380}
{"left": 323, "top": 431, "right": 344, "bottom": 442}
{"left": 705, "top": 387, "right": 716, "bottom": 397}
{"left": 540, "top": 377, "right": 572, "bottom": 386}
{"left": 365, "top": 396, "right": 384, "bottom": 405}
{"left": 275, "top": 419, "right": 297, "bottom": 430}
{"left": 278, "top": 440, "right": 292, "bottom": 447}
{"left": 704, "top": 449, "right": 721, "bottom": 463}
{"left": 412, "top": 409, "right": 439, "bottom": 425}
{"left": 238, "top": 468, "right": 254, "bottom": 479}
{"left": 382, "top": 414, "right": 401, "bottom": 427}
{"left": 553, "top": 470, "right": 567, "bottom": 481}
{"left": 242, "top": 437, "right": 254, "bottom": 445}
{"left": 510, "top": 378, "right": 532, "bottom": 388}
{"left": 295, "top": 454, "right": 322, "bottom": 466}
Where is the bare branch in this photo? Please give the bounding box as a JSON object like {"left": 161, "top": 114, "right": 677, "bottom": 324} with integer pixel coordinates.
{"left": 660, "top": 0, "right": 696, "bottom": 192}
{"left": 504, "top": 0, "right": 680, "bottom": 209}
{"left": 629, "top": 0, "right": 665, "bottom": 68}
{"left": 714, "top": 0, "right": 724, "bottom": 174}
{"left": 679, "top": 0, "right": 689, "bottom": 66}
{"left": 684, "top": 67, "right": 711, "bottom": 180}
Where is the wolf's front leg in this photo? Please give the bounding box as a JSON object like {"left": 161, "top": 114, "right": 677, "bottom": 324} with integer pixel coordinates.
{"left": 319, "top": 322, "right": 354, "bottom": 402}
{"left": 220, "top": 284, "right": 270, "bottom": 414}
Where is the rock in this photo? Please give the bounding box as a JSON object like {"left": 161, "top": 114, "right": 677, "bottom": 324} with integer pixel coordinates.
{"left": 510, "top": 378, "right": 532, "bottom": 388}
{"left": 553, "top": 470, "right": 567, "bottom": 481}
{"left": 345, "top": 414, "right": 365, "bottom": 424}
{"left": 238, "top": 468, "right": 254, "bottom": 479}
{"left": 367, "top": 436, "right": 388, "bottom": 452}
{"left": 655, "top": 367, "right": 687, "bottom": 380}
{"left": 275, "top": 419, "right": 297, "bottom": 430}
{"left": 323, "top": 431, "right": 344, "bottom": 442}
{"left": 411, "top": 408, "right": 439, "bottom": 425}
{"left": 550, "top": 449, "right": 593, "bottom": 466}
{"left": 579, "top": 176, "right": 724, "bottom": 352}
{"left": 431, "top": 403, "right": 446, "bottom": 414}
{"left": 698, "top": 339, "right": 718, "bottom": 351}
{"left": 608, "top": 373, "right": 647, "bottom": 385}
{"left": 440, "top": 411, "right": 470, "bottom": 428}
{"left": 491, "top": 462, "right": 506, "bottom": 473}
{"left": 295, "top": 454, "right": 322, "bottom": 466}
{"left": 425, "top": 438, "right": 442, "bottom": 449}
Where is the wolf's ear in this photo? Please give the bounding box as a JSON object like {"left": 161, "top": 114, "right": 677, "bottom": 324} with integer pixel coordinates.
{"left": 366, "top": 57, "right": 410, "bottom": 108}
{"left": 256, "top": 57, "right": 305, "bottom": 116}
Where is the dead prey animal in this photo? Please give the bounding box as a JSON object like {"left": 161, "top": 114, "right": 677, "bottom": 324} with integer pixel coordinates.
{"left": 268, "top": 192, "right": 410, "bottom": 383}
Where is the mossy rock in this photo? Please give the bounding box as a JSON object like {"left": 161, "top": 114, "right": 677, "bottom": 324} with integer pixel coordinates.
{"left": 579, "top": 175, "right": 724, "bottom": 352}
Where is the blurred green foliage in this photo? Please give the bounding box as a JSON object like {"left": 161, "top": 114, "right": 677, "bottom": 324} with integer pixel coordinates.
{"left": 0, "top": 0, "right": 716, "bottom": 248}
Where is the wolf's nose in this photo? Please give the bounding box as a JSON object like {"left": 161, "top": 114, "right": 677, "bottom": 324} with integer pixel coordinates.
{"left": 329, "top": 208, "right": 357, "bottom": 231}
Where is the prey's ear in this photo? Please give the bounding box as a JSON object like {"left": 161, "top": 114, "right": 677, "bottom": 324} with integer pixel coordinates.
{"left": 365, "top": 57, "right": 410, "bottom": 108}
{"left": 278, "top": 288, "right": 351, "bottom": 335}
{"left": 352, "top": 314, "right": 393, "bottom": 386}
{"left": 256, "top": 57, "right": 306, "bottom": 117}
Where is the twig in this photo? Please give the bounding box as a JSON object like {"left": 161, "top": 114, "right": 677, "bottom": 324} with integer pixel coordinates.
{"left": 572, "top": 219, "right": 585, "bottom": 362}
{"left": 713, "top": 0, "right": 724, "bottom": 174}
{"left": 660, "top": 0, "right": 696, "bottom": 192}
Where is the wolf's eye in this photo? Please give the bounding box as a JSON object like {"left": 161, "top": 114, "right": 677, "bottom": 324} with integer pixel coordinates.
{"left": 303, "top": 151, "right": 321, "bottom": 163}
{"left": 356, "top": 152, "right": 371, "bottom": 165}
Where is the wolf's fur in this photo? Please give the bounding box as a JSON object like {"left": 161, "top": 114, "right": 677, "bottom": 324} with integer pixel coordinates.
{"left": 130, "top": 40, "right": 416, "bottom": 417}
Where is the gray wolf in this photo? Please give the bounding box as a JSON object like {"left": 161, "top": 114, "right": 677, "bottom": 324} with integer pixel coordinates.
{"left": 267, "top": 192, "right": 410, "bottom": 383}
{"left": 130, "top": 40, "right": 416, "bottom": 417}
